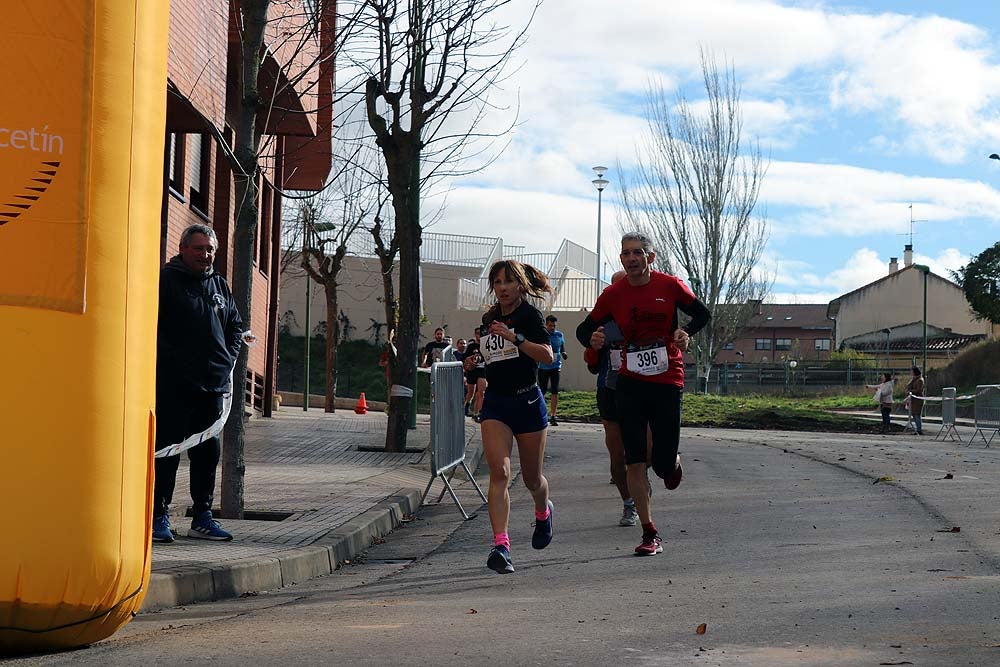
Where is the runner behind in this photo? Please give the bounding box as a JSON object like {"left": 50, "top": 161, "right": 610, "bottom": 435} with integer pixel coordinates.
{"left": 463, "top": 328, "right": 487, "bottom": 419}
{"left": 479, "top": 260, "right": 555, "bottom": 573}
{"left": 537, "top": 315, "right": 567, "bottom": 425}
{"left": 582, "top": 270, "right": 638, "bottom": 526}
{"left": 576, "top": 232, "right": 711, "bottom": 556}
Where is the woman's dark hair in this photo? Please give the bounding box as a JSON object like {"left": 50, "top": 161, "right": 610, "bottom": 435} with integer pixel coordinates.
{"left": 483, "top": 260, "right": 552, "bottom": 323}
{"left": 882, "top": 372, "right": 893, "bottom": 383}
{"left": 912, "top": 366, "right": 921, "bottom": 376}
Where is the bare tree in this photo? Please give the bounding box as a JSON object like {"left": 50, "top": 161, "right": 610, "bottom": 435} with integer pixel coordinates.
{"left": 619, "top": 52, "right": 771, "bottom": 391}
{"left": 332, "top": 0, "right": 538, "bottom": 450}
{"left": 299, "top": 169, "right": 373, "bottom": 412}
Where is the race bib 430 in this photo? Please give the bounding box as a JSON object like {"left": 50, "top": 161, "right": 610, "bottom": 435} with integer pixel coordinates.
{"left": 482, "top": 330, "right": 519, "bottom": 364}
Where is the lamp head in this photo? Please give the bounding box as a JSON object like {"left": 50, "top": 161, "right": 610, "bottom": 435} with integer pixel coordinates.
{"left": 592, "top": 165, "right": 608, "bottom": 178}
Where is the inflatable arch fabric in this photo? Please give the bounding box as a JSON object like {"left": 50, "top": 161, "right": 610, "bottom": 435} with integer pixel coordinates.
{"left": 0, "top": 1, "right": 169, "bottom": 654}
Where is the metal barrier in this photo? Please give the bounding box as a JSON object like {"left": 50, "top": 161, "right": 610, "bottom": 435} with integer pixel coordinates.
{"left": 972, "top": 384, "right": 1000, "bottom": 447}
{"left": 935, "top": 387, "right": 962, "bottom": 442}
{"left": 422, "top": 361, "right": 486, "bottom": 519}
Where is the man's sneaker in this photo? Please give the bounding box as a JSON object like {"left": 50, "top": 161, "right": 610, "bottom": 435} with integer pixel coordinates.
{"left": 487, "top": 544, "right": 515, "bottom": 574}
{"left": 549, "top": 416, "right": 558, "bottom": 426}
{"left": 619, "top": 503, "right": 638, "bottom": 527}
{"left": 152, "top": 515, "right": 174, "bottom": 543}
{"left": 188, "top": 512, "right": 233, "bottom": 541}
{"left": 531, "top": 500, "right": 554, "bottom": 549}
{"left": 634, "top": 533, "right": 663, "bottom": 556}
{"left": 665, "top": 454, "right": 683, "bottom": 491}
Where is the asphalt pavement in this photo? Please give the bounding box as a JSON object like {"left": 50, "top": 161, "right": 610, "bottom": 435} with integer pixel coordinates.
{"left": 10, "top": 418, "right": 1000, "bottom": 666}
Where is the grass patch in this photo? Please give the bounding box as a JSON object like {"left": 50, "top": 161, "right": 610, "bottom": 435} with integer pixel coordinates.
{"left": 556, "top": 390, "right": 897, "bottom": 434}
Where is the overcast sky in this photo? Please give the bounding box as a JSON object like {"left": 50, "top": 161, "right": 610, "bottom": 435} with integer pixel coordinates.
{"left": 417, "top": 0, "right": 1000, "bottom": 304}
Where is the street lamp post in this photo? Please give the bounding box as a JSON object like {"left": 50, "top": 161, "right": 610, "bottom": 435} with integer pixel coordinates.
{"left": 881, "top": 327, "right": 891, "bottom": 372}
{"left": 591, "top": 166, "right": 609, "bottom": 287}
{"left": 912, "top": 264, "right": 930, "bottom": 371}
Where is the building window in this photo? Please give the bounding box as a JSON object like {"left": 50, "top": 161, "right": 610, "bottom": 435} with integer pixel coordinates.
{"left": 722, "top": 342, "right": 734, "bottom": 350}
{"left": 168, "top": 133, "right": 185, "bottom": 196}
{"left": 775, "top": 338, "right": 792, "bottom": 351}
{"left": 814, "top": 338, "right": 831, "bottom": 352}
{"left": 755, "top": 338, "right": 771, "bottom": 351}
{"left": 189, "top": 134, "right": 211, "bottom": 215}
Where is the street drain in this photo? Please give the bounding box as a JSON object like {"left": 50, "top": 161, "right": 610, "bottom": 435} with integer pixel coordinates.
{"left": 363, "top": 559, "right": 415, "bottom": 565}
{"left": 185, "top": 508, "right": 294, "bottom": 522}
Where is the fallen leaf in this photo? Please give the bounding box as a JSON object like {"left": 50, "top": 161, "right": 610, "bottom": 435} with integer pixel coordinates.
{"left": 936, "top": 527, "right": 961, "bottom": 533}
{"left": 941, "top": 473, "right": 954, "bottom": 480}
{"left": 696, "top": 623, "right": 707, "bottom": 635}
{"left": 873, "top": 476, "right": 895, "bottom": 484}
{"left": 467, "top": 608, "right": 478, "bottom": 614}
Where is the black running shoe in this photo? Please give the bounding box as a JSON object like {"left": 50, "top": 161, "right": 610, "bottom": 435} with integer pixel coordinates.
{"left": 531, "top": 500, "right": 554, "bottom": 550}
{"left": 549, "top": 416, "right": 558, "bottom": 426}
{"left": 487, "top": 544, "right": 514, "bottom": 574}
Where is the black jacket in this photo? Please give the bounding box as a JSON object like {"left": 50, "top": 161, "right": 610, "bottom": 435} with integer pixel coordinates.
{"left": 157, "top": 256, "right": 244, "bottom": 393}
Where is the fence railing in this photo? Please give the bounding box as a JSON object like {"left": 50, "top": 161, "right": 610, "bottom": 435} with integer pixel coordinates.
{"left": 457, "top": 276, "right": 607, "bottom": 311}
{"left": 973, "top": 384, "right": 1000, "bottom": 447}
{"left": 422, "top": 361, "right": 486, "bottom": 519}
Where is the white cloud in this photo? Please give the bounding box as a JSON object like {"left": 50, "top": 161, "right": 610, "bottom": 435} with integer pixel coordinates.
{"left": 763, "top": 161, "right": 1000, "bottom": 236}
{"left": 767, "top": 245, "right": 971, "bottom": 303}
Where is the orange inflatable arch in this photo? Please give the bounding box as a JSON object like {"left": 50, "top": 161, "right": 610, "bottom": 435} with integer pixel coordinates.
{"left": 0, "top": 1, "right": 168, "bottom": 654}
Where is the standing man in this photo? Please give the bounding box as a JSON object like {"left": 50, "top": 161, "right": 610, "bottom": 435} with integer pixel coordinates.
{"left": 576, "top": 232, "right": 711, "bottom": 556}
{"left": 421, "top": 327, "right": 450, "bottom": 367}
{"left": 537, "top": 315, "right": 568, "bottom": 425}
{"left": 153, "top": 223, "right": 244, "bottom": 543}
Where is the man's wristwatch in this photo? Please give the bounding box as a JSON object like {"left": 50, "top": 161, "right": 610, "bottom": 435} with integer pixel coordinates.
{"left": 513, "top": 333, "right": 526, "bottom": 346}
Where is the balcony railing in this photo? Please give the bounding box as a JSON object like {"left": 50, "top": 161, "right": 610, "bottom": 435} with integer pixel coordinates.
{"left": 457, "top": 277, "right": 608, "bottom": 311}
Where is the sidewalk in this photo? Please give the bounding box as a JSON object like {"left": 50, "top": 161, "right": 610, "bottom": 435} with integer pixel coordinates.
{"left": 143, "top": 410, "right": 482, "bottom": 612}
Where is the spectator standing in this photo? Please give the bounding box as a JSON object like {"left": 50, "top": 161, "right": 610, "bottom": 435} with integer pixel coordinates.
{"left": 153, "top": 224, "right": 243, "bottom": 543}
{"left": 866, "top": 372, "right": 895, "bottom": 433}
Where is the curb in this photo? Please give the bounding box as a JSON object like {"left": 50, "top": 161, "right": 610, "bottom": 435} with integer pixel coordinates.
{"left": 140, "top": 488, "right": 423, "bottom": 613}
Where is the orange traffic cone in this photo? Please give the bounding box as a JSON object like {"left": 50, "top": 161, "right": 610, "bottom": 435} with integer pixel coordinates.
{"left": 354, "top": 392, "right": 368, "bottom": 415}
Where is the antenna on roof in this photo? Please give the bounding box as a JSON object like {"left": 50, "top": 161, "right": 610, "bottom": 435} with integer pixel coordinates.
{"left": 900, "top": 203, "right": 927, "bottom": 247}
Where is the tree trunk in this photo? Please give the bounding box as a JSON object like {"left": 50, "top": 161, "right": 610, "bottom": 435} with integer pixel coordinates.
{"left": 384, "top": 173, "right": 420, "bottom": 452}
{"left": 220, "top": 0, "right": 268, "bottom": 519}
{"left": 324, "top": 283, "right": 339, "bottom": 412}
{"left": 221, "top": 190, "right": 255, "bottom": 519}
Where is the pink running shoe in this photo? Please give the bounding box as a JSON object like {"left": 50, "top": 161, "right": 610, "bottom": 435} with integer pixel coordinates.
{"left": 634, "top": 533, "right": 663, "bottom": 556}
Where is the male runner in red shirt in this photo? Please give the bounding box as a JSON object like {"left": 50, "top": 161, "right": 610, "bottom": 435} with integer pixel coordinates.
{"left": 576, "top": 232, "right": 711, "bottom": 556}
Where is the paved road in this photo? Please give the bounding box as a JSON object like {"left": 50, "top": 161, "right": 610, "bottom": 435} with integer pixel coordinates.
{"left": 11, "top": 423, "right": 1000, "bottom": 666}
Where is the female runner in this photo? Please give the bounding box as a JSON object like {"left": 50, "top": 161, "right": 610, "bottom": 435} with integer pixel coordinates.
{"left": 478, "top": 259, "right": 555, "bottom": 574}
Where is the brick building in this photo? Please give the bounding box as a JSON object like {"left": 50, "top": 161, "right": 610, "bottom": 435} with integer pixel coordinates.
{"left": 163, "top": 1, "right": 334, "bottom": 414}
{"left": 710, "top": 302, "right": 835, "bottom": 364}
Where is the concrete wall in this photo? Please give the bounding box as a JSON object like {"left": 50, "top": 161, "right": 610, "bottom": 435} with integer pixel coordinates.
{"left": 279, "top": 256, "right": 603, "bottom": 391}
